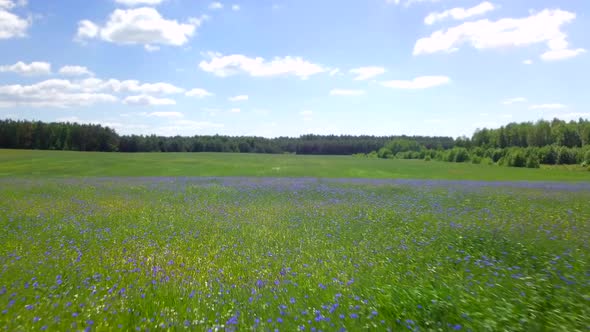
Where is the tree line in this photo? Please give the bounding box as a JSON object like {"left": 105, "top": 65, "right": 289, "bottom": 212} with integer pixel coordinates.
{"left": 370, "top": 118, "right": 590, "bottom": 168}
{"left": 1, "top": 118, "right": 589, "bottom": 168}
{"left": 0, "top": 119, "right": 454, "bottom": 155}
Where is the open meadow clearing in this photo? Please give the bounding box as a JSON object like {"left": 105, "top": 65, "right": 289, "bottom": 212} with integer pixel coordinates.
{"left": 1, "top": 172, "right": 590, "bottom": 331}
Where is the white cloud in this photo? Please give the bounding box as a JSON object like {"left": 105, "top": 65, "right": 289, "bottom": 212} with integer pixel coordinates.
{"left": 123, "top": 95, "right": 176, "bottom": 106}
{"left": 0, "top": 9, "right": 29, "bottom": 39}
{"left": 144, "top": 44, "right": 160, "bottom": 52}
{"left": 424, "top": 2, "right": 495, "bottom": 25}
{"left": 329, "top": 89, "right": 365, "bottom": 96}
{"left": 76, "top": 8, "right": 202, "bottom": 49}
{"left": 199, "top": 53, "right": 327, "bottom": 79}
{"left": 523, "top": 59, "right": 533, "bottom": 65}
{"left": 381, "top": 76, "right": 450, "bottom": 89}
{"left": 209, "top": 2, "right": 223, "bottom": 10}
{"left": 76, "top": 20, "right": 99, "bottom": 39}
{"left": 230, "top": 108, "right": 241, "bottom": 113}
{"left": 502, "top": 97, "right": 527, "bottom": 105}
{"left": 114, "top": 0, "right": 165, "bottom": 6}
{"left": 414, "top": 9, "right": 585, "bottom": 61}
{"left": 349, "top": 66, "right": 386, "bottom": 80}
{"left": 529, "top": 104, "right": 567, "bottom": 110}
{"left": 231, "top": 4, "right": 240, "bottom": 11}
{"left": 0, "top": 79, "right": 118, "bottom": 108}
{"left": 229, "top": 94, "right": 248, "bottom": 101}
{"left": 59, "top": 65, "right": 94, "bottom": 76}
{"left": 80, "top": 79, "right": 184, "bottom": 94}
{"left": 541, "top": 48, "right": 586, "bottom": 61}
{"left": 0, "top": 76, "right": 185, "bottom": 108}
{"left": 185, "top": 88, "right": 213, "bottom": 98}
{"left": 0, "top": 0, "right": 27, "bottom": 10}
{"left": 329, "top": 68, "right": 340, "bottom": 76}
{"left": 147, "top": 111, "right": 183, "bottom": 118}
{"left": 0, "top": 61, "right": 51, "bottom": 75}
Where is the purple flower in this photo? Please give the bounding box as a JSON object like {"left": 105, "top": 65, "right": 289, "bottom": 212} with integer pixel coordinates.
{"left": 350, "top": 313, "right": 359, "bottom": 319}
{"left": 452, "top": 324, "right": 462, "bottom": 330}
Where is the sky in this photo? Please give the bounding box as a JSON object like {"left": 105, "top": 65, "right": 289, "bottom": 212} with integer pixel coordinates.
{"left": 0, "top": 0, "right": 588, "bottom": 138}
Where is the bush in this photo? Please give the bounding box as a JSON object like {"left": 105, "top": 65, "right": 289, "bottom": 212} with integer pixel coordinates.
{"left": 557, "top": 147, "right": 576, "bottom": 165}
{"left": 453, "top": 148, "right": 470, "bottom": 163}
{"left": 482, "top": 157, "right": 494, "bottom": 165}
{"left": 424, "top": 155, "right": 431, "bottom": 161}
{"left": 500, "top": 149, "right": 527, "bottom": 168}
{"left": 471, "top": 155, "right": 482, "bottom": 164}
{"left": 584, "top": 150, "right": 590, "bottom": 164}
{"left": 367, "top": 151, "right": 378, "bottom": 159}
{"left": 378, "top": 147, "right": 393, "bottom": 159}
{"left": 538, "top": 145, "right": 558, "bottom": 165}
{"left": 526, "top": 155, "right": 540, "bottom": 168}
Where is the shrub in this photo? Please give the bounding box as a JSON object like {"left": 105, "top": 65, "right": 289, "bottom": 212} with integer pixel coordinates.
{"left": 453, "top": 148, "right": 470, "bottom": 163}
{"left": 526, "top": 155, "right": 540, "bottom": 168}
{"left": 367, "top": 151, "right": 378, "bottom": 159}
{"left": 378, "top": 147, "right": 393, "bottom": 159}
{"left": 471, "top": 155, "right": 482, "bottom": 164}
{"left": 482, "top": 157, "right": 494, "bottom": 165}
{"left": 424, "top": 155, "right": 431, "bottom": 161}
{"left": 557, "top": 147, "right": 576, "bottom": 165}
{"left": 538, "top": 145, "right": 558, "bottom": 165}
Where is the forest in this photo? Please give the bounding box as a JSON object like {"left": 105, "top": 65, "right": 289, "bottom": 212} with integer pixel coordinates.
{"left": 1, "top": 118, "right": 589, "bottom": 168}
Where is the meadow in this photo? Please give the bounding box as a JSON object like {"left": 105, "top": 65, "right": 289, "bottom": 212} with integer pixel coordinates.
{"left": 1, "top": 149, "right": 589, "bottom": 181}
{"left": 1, "top": 150, "right": 590, "bottom": 331}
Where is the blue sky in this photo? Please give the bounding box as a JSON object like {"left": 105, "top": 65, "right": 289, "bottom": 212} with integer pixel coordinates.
{"left": 0, "top": 0, "right": 588, "bottom": 137}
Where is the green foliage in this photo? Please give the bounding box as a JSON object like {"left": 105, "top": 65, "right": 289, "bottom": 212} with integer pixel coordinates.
{"left": 377, "top": 147, "right": 393, "bottom": 159}
{"left": 557, "top": 147, "right": 577, "bottom": 165}
{"left": 526, "top": 154, "right": 540, "bottom": 169}
{"left": 384, "top": 138, "right": 423, "bottom": 155}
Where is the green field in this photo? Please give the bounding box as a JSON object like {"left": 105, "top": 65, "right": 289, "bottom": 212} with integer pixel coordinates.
{"left": 1, "top": 149, "right": 589, "bottom": 181}
{"left": 1, "top": 149, "right": 590, "bottom": 331}
{"left": 1, "top": 177, "right": 589, "bottom": 331}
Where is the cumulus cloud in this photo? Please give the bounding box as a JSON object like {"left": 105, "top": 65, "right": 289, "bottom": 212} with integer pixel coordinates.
{"left": 123, "top": 95, "right": 176, "bottom": 106}
{"left": 414, "top": 9, "right": 585, "bottom": 61}
{"left": 329, "top": 89, "right": 365, "bottom": 96}
{"left": 0, "top": 0, "right": 30, "bottom": 40}
{"left": 59, "top": 65, "right": 94, "bottom": 76}
{"left": 231, "top": 4, "right": 240, "bottom": 11}
{"left": 0, "top": 79, "right": 118, "bottom": 108}
{"left": 502, "top": 97, "right": 527, "bottom": 105}
{"left": 0, "top": 61, "right": 51, "bottom": 75}
{"left": 424, "top": 2, "right": 495, "bottom": 25}
{"left": 541, "top": 48, "right": 586, "bottom": 61}
{"left": 523, "top": 59, "right": 533, "bottom": 65}
{"left": 209, "top": 2, "right": 223, "bottom": 10}
{"left": 76, "top": 7, "right": 203, "bottom": 49}
{"left": 79, "top": 79, "right": 184, "bottom": 94}
{"left": 230, "top": 108, "right": 241, "bottom": 113}
{"left": 185, "top": 88, "right": 213, "bottom": 98}
{"left": 146, "top": 111, "right": 183, "bottom": 118}
{"left": 0, "top": 76, "right": 184, "bottom": 108}
{"left": 349, "top": 66, "right": 386, "bottom": 81}
{"left": 229, "top": 94, "right": 248, "bottom": 102}
{"left": 381, "top": 76, "right": 450, "bottom": 89}
{"left": 114, "top": 0, "right": 165, "bottom": 6}
{"left": 199, "top": 53, "right": 327, "bottom": 79}
{"left": 529, "top": 104, "right": 567, "bottom": 110}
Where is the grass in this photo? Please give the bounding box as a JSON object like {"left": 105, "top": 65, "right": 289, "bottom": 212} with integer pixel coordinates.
{"left": 0, "top": 177, "right": 589, "bottom": 331}
{"left": 1, "top": 149, "right": 589, "bottom": 181}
